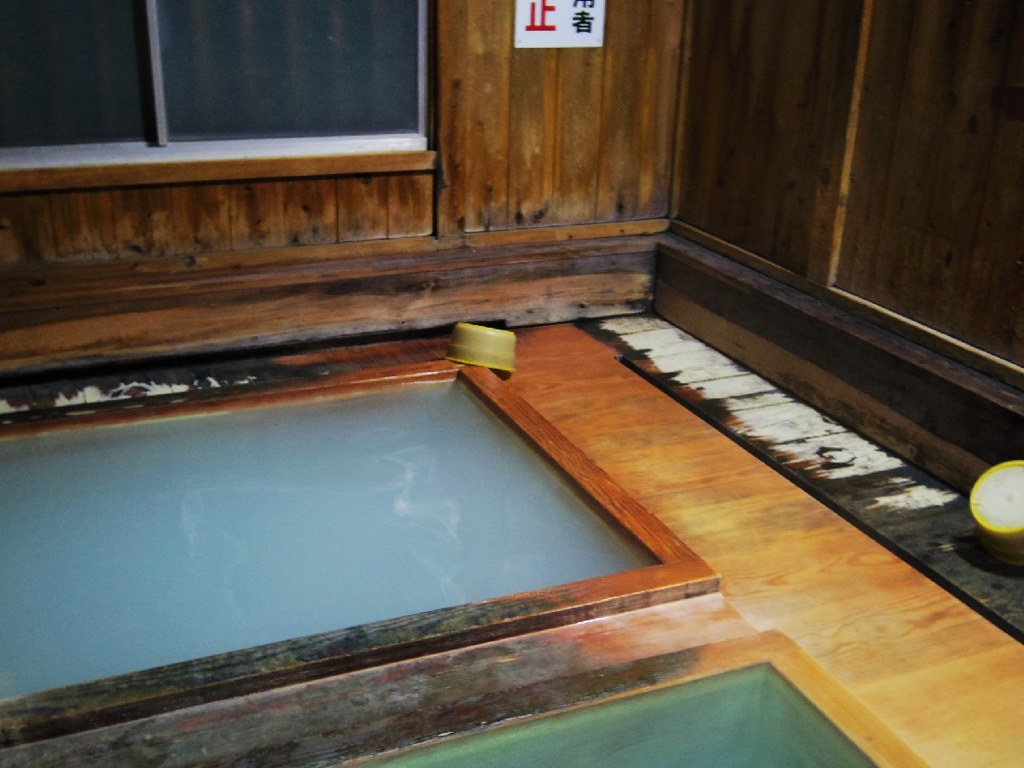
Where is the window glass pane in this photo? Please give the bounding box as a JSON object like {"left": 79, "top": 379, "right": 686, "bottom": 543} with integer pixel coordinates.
{"left": 0, "top": 0, "right": 146, "bottom": 148}
{"left": 158, "top": 0, "right": 420, "bottom": 141}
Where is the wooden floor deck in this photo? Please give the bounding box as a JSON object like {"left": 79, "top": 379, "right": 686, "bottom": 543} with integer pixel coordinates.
{"left": 506, "top": 323, "right": 1024, "bottom": 768}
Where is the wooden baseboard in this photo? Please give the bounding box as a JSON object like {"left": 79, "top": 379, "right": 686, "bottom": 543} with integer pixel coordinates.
{"left": 670, "top": 221, "right": 1024, "bottom": 391}
{"left": 655, "top": 236, "right": 1024, "bottom": 494}
{"left": 0, "top": 234, "right": 657, "bottom": 378}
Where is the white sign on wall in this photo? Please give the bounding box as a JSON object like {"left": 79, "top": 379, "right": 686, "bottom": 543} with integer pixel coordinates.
{"left": 514, "top": 0, "right": 606, "bottom": 48}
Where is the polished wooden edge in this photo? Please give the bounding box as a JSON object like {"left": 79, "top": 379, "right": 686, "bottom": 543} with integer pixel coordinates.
{"left": 756, "top": 634, "right": 931, "bottom": 768}
{"left": 0, "top": 561, "right": 716, "bottom": 753}
{"left": 459, "top": 365, "right": 710, "bottom": 568}
{"left": 0, "top": 151, "right": 438, "bottom": 194}
{"left": 0, "top": 564, "right": 715, "bottom": 748}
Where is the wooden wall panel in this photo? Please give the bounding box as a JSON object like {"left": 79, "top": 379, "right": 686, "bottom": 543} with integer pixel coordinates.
{"left": 673, "top": 0, "right": 863, "bottom": 276}
{"left": 113, "top": 187, "right": 171, "bottom": 258}
{"left": 111, "top": 185, "right": 233, "bottom": 257}
{"left": 0, "top": 173, "right": 432, "bottom": 266}
{"left": 550, "top": 49, "right": 605, "bottom": 224}
{"left": 387, "top": 173, "right": 434, "bottom": 238}
{"left": 238, "top": 178, "right": 337, "bottom": 249}
{"left": 596, "top": 0, "right": 682, "bottom": 221}
{"left": 176, "top": 184, "right": 236, "bottom": 254}
{"left": 437, "top": 0, "right": 513, "bottom": 234}
{"left": 336, "top": 176, "right": 391, "bottom": 242}
{"left": 0, "top": 194, "right": 54, "bottom": 264}
{"left": 836, "top": 0, "right": 1023, "bottom": 365}
{"left": 508, "top": 48, "right": 560, "bottom": 228}
{"left": 438, "top": 0, "right": 684, "bottom": 235}
{"left": 49, "top": 191, "right": 120, "bottom": 261}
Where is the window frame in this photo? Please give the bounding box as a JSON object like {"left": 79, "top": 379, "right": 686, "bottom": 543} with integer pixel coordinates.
{"left": 0, "top": 0, "right": 429, "bottom": 173}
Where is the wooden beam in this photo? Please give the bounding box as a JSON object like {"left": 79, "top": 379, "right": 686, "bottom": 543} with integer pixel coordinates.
{"left": 0, "top": 220, "right": 669, "bottom": 309}
{"left": 670, "top": 220, "right": 1024, "bottom": 390}
{"left": 0, "top": 152, "right": 438, "bottom": 194}
{"left": 0, "top": 236, "right": 657, "bottom": 377}
{"left": 655, "top": 237, "right": 1024, "bottom": 493}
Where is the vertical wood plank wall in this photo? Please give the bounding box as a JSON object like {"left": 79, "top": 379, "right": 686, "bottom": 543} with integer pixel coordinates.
{"left": 674, "top": 0, "right": 863, "bottom": 277}
{"left": 0, "top": 173, "right": 434, "bottom": 265}
{"left": 436, "top": 0, "right": 684, "bottom": 235}
{"left": 672, "top": 0, "right": 1024, "bottom": 368}
{"left": 835, "top": 0, "right": 1024, "bottom": 364}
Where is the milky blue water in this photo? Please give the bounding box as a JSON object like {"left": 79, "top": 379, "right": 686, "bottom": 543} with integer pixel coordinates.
{"left": 0, "top": 382, "right": 654, "bottom": 699}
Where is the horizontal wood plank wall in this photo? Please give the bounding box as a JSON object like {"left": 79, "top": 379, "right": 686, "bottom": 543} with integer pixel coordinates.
{"left": 0, "top": 237, "right": 655, "bottom": 376}
{"left": 436, "top": 0, "right": 684, "bottom": 235}
{"left": 835, "top": 0, "right": 1024, "bottom": 367}
{"left": 0, "top": 172, "right": 434, "bottom": 265}
{"left": 672, "top": 0, "right": 863, "bottom": 277}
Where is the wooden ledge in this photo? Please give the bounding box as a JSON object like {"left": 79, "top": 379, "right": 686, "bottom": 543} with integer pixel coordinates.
{"left": 0, "top": 151, "right": 437, "bottom": 194}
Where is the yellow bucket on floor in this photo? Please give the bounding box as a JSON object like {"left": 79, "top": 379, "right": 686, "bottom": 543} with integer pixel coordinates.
{"left": 971, "top": 460, "right": 1024, "bottom": 565}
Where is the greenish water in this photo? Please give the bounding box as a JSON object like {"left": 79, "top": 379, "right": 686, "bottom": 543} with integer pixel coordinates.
{"left": 368, "top": 665, "right": 877, "bottom": 768}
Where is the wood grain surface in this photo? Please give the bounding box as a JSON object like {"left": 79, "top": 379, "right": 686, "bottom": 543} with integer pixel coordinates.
{"left": 673, "top": 0, "right": 863, "bottom": 277}
{"left": 836, "top": 0, "right": 1024, "bottom": 366}
{"left": 504, "top": 324, "right": 1024, "bottom": 768}
{"left": 0, "top": 236, "right": 655, "bottom": 376}
{"left": 436, "top": 0, "right": 683, "bottom": 235}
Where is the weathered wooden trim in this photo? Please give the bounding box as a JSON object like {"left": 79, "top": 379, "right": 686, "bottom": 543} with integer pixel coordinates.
{"left": 0, "top": 361, "right": 461, "bottom": 438}
{"left": 0, "top": 234, "right": 659, "bottom": 377}
{"left": 0, "top": 151, "right": 438, "bottom": 194}
{"left": 0, "top": 631, "right": 926, "bottom": 767}
{"left": 670, "top": 220, "right": 1024, "bottom": 391}
{"left": 0, "top": 562, "right": 711, "bottom": 749}
{"left": 655, "top": 236, "right": 1024, "bottom": 494}
{"left": 0, "top": 220, "right": 669, "bottom": 307}
{"left": 0, "top": 359, "right": 715, "bottom": 749}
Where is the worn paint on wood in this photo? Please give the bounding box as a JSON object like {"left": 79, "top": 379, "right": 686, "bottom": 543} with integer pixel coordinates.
{"left": 656, "top": 239, "right": 1024, "bottom": 494}
{"left": 590, "top": 314, "right": 1022, "bottom": 643}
